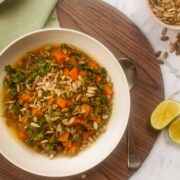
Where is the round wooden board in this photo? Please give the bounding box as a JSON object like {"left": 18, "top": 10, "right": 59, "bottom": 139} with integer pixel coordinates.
{"left": 0, "top": 0, "right": 164, "bottom": 180}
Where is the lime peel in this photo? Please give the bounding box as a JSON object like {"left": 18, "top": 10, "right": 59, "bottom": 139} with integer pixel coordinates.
{"left": 150, "top": 100, "right": 180, "bottom": 130}
{"left": 168, "top": 117, "right": 180, "bottom": 144}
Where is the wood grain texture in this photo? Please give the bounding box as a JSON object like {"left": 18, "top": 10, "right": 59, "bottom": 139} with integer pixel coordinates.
{"left": 0, "top": 0, "right": 164, "bottom": 180}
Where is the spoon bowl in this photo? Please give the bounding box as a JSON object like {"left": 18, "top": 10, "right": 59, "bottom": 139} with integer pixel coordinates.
{"left": 118, "top": 58, "right": 137, "bottom": 90}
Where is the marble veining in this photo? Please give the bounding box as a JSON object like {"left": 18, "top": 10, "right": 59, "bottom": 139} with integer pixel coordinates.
{"left": 103, "top": 0, "right": 180, "bottom": 180}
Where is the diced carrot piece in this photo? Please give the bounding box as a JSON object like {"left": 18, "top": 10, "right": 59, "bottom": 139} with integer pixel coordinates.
{"left": 62, "top": 141, "right": 72, "bottom": 148}
{"left": 38, "top": 110, "right": 44, "bottom": 116}
{"left": 80, "top": 104, "right": 91, "bottom": 117}
{"left": 82, "top": 132, "right": 89, "bottom": 140}
{"left": 47, "top": 98, "right": 55, "bottom": 105}
{"left": 35, "top": 48, "right": 41, "bottom": 56}
{"left": 88, "top": 62, "right": 98, "bottom": 69}
{"left": 31, "top": 108, "right": 44, "bottom": 117}
{"left": 57, "top": 131, "right": 69, "bottom": 142}
{"left": 20, "top": 93, "right": 31, "bottom": 102}
{"left": 103, "top": 85, "right": 113, "bottom": 96}
{"left": 68, "top": 67, "right": 79, "bottom": 81}
{"left": 7, "top": 95, "right": 14, "bottom": 100}
{"left": 52, "top": 48, "right": 67, "bottom": 63}
{"left": 67, "top": 143, "right": 79, "bottom": 156}
{"left": 31, "top": 108, "right": 36, "bottom": 116}
{"left": 56, "top": 97, "right": 69, "bottom": 108}
{"left": 96, "top": 76, "right": 102, "bottom": 83}
{"left": 94, "top": 115, "right": 101, "bottom": 124}
{"left": 21, "top": 116, "right": 29, "bottom": 124}
{"left": 18, "top": 130, "right": 27, "bottom": 141}
{"left": 69, "top": 57, "right": 77, "bottom": 64}
{"left": 74, "top": 119, "right": 87, "bottom": 126}
{"left": 23, "top": 103, "right": 29, "bottom": 108}
{"left": 79, "top": 71, "right": 87, "bottom": 77}
{"left": 67, "top": 100, "right": 72, "bottom": 106}
{"left": 64, "top": 68, "right": 70, "bottom": 76}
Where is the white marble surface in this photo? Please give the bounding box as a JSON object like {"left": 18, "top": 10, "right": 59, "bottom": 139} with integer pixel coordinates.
{"left": 103, "top": 0, "right": 180, "bottom": 180}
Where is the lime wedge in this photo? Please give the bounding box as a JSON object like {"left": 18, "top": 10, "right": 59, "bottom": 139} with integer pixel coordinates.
{"left": 150, "top": 100, "right": 180, "bottom": 130}
{"left": 168, "top": 117, "right": 180, "bottom": 143}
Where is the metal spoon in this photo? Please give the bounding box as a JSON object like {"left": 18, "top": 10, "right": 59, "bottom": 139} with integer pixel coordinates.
{"left": 118, "top": 58, "right": 142, "bottom": 170}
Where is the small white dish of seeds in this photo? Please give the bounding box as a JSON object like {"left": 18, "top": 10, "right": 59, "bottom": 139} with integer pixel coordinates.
{"left": 147, "top": 0, "right": 180, "bottom": 29}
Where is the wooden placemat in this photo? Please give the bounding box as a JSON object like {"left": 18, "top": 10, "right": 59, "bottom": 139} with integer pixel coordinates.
{"left": 0, "top": 0, "right": 164, "bottom": 180}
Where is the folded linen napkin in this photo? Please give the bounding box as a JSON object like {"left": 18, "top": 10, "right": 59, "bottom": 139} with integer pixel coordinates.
{"left": 0, "top": 0, "right": 59, "bottom": 51}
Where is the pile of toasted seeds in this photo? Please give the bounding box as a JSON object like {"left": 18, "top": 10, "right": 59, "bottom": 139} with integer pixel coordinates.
{"left": 155, "top": 27, "right": 180, "bottom": 64}
{"left": 16, "top": 69, "right": 109, "bottom": 151}
{"left": 169, "top": 32, "right": 180, "bottom": 54}
{"left": 149, "top": 0, "right": 180, "bottom": 25}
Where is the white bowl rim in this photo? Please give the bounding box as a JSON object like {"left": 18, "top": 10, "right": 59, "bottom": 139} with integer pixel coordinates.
{"left": 0, "top": 28, "right": 130, "bottom": 177}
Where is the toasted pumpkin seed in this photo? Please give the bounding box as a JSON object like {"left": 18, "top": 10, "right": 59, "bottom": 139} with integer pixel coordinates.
{"left": 162, "top": 51, "right": 168, "bottom": 60}
{"left": 31, "top": 122, "right": 40, "bottom": 128}
{"left": 161, "top": 27, "right": 168, "bottom": 36}
{"left": 176, "top": 45, "right": 180, "bottom": 55}
{"left": 61, "top": 108, "right": 69, "bottom": 113}
{"left": 155, "top": 50, "right": 162, "bottom": 57}
{"left": 157, "top": 59, "right": 164, "bottom": 64}
{"left": 161, "top": 36, "right": 169, "bottom": 41}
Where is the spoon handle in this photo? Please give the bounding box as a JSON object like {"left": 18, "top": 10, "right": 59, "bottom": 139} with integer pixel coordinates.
{"left": 127, "top": 123, "right": 142, "bottom": 169}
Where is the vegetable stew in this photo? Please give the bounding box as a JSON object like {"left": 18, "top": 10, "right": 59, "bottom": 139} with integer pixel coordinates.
{"left": 3, "top": 44, "right": 113, "bottom": 159}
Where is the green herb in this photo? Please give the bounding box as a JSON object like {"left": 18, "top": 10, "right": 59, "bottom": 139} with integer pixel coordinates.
{"left": 37, "top": 117, "right": 46, "bottom": 127}
{"left": 27, "top": 70, "right": 38, "bottom": 83}
{"left": 97, "top": 83, "right": 104, "bottom": 90}
{"left": 61, "top": 43, "right": 69, "bottom": 49}
{"left": 27, "top": 63, "right": 51, "bottom": 82}
{"left": 71, "top": 134, "right": 80, "bottom": 142}
{"left": 38, "top": 63, "right": 51, "bottom": 76}
{"left": 70, "top": 52, "right": 82, "bottom": 60}
{"left": 13, "top": 104, "right": 21, "bottom": 114}
{"left": 24, "top": 139, "right": 33, "bottom": 145}
{"left": 5, "top": 65, "right": 25, "bottom": 84}
{"left": 49, "top": 135, "right": 56, "bottom": 144}
{"left": 9, "top": 87, "right": 18, "bottom": 97}
{"left": 47, "top": 144, "right": 55, "bottom": 150}
{"left": 100, "top": 67, "right": 107, "bottom": 76}
{"left": 27, "top": 125, "right": 39, "bottom": 138}
{"left": 33, "top": 132, "right": 44, "bottom": 141}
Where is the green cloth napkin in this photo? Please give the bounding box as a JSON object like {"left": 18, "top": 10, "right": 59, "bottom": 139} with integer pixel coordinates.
{"left": 0, "top": 0, "right": 59, "bottom": 51}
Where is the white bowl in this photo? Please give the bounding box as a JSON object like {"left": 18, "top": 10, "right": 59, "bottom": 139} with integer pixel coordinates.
{"left": 146, "top": 0, "right": 180, "bottom": 30}
{"left": 0, "top": 28, "right": 130, "bottom": 177}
